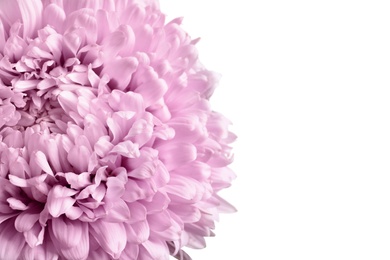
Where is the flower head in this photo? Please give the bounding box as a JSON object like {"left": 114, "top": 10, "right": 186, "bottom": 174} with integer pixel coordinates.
{"left": 0, "top": 0, "right": 235, "bottom": 259}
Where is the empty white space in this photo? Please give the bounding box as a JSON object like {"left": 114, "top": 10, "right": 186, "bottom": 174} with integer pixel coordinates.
{"left": 160, "top": 1, "right": 390, "bottom": 259}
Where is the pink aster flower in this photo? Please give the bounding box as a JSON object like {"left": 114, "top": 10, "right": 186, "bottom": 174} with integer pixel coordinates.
{"left": 0, "top": 0, "right": 236, "bottom": 259}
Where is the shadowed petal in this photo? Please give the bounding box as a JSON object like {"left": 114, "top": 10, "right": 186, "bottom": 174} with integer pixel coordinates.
{"left": 0, "top": 220, "right": 25, "bottom": 259}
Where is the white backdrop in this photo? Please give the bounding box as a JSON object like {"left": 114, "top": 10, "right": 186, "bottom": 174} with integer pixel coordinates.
{"left": 160, "top": 1, "right": 390, "bottom": 259}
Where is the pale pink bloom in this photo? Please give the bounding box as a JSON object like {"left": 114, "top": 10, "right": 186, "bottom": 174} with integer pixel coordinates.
{"left": 0, "top": 0, "right": 235, "bottom": 259}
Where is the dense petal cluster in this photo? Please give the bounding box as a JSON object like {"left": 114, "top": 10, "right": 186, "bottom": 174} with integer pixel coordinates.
{"left": 0, "top": 0, "right": 235, "bottom": 259}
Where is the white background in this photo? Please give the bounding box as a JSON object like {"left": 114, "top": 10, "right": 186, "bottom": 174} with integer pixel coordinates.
{"left": 160, "top": 1, "right": 390, "bottom": 259}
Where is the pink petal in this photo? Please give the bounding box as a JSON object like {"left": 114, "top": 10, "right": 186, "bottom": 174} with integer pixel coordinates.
{"left": 157, "top": 142, "right": 197, "bottom": 171}
{"left": 64, "top": 172, "right": 91, "bottom": 190}
{"left": 23, "top": 222, "right": 44, "bottom": 247}
{"left": 43, "top": 3, "right": 66, "bottom": 32}
{"left": 16, "top": 0, "right": 43, "bottom": 38}
{"left": 50, "top": 217, "right": 81, "bottom": 248}
{"left": 106, "top": 117, "right": 124, "bottom": 144}
{"left": 15, "top": 210, "right": 40, "bottom": 232}
{"left": 19, "top": 240, "right": 59, "bottom": 260}
{"left": 105, "top": 177, "right": 125, "bottom": 199}
{"left": 102, "top": 24, "right": 135, "bottom": 57}
{"left": 122, "top": 179, "right": 152, "bottom": 202}
{"left": 63, "top": 29, "right": 84, "bottom": 57}
{"left": 47, "top": 185, "right": 77, "bottom": 218}
{"left": 9, "top": 174, "right": 47, "bottom": 188}
{"left": 125, "top": 220, "right": 149, "bottom": 244}
{"left": 13, "top": 79, "right": 40, "bottom": 92}
{"left": 67, "top": 145, "right": 91, "bottom": 173}
{"left": 164, "top": 175, "right": 203, "bottom": 202}
{"left": 32, "top": 151, "right": 54, "bottom": 175}
{"left": 90, "top": 220, "right": 127, "bottom": 259}
{"left": 50, "top": 218, "right": 89, "bottom": 260}
{"left": 104, "top": 199, "right": 130, "bottom": 223}
{"left": 216, "top": 194, "right": 237, "bottom": 213}
{"left": 147, "top": 210, "right": 171, "bottom": 232}
{"left": 58, "top": 90, "right": 78, "bottom": 114}
{"left": 94, "top": 136, "right": 114, "bottom": 157}
{"left": 44, "top": 138, "right": 64, "bottom": 173}
{"left": 172, "top": 161, "right": 211, "bottom": 181}
{"left": 139, "top": 237, "right": 169, "bottom": 260}
{"left": 83, "top": 114, "right": 107, "bottom": 145}
{"left": 65, "top": 206, "right": 84, "bottom": 220}
{"left": 142, "top": 191, "right": 170, "bottom": 214}
{"left": 108, "top": 89, "right": 144, "bottom": 112}
{"left": 127, "top": 202, "right": 147, "bottom": 224}
{"left": 110, "top": 140, "right": 140, "bottom": 158}
{"left": 128, "top": 161, "right": 157, "bottom": 179}
{"left": 0, "top": 20, "right": 6, "bottom": 50}
{"left": 135, "top": 78, "right": 168, "bottom": 107}
{"left": 120, "top": 243, "right": 139, "bottom": 260}
{"left": 67, "top": 9, "right": 97, "bottom": 44}
{"left": 0, "top": 220, "right": 25, "bottom": 259}
{"left": 7, "top": 197, "right": 28, "bottom": 211}
{"left": 168, "top": 204, "right": 201, "bottom": 223}
{"left": 102, "top": 57, "right": 138, "bottom": 90}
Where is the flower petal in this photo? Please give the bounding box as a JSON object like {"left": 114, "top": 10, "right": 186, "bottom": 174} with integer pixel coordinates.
{"left": 15, "top": 210, "right": 40, "bottom": 232}
{"left": 90, "top": 220, "right": 127, "bottom": 259}
{"left": 50, "top": 218, "right": 89, "bottom": 260}
{"left": 102, "top": 57, "right": 138, "bottom": 90}
{"left": 17, "top": 0, "right": 43, "bottom": 38}
{"left": 0, "top": 220, "right": 25, "bottom": 259}
{"left": 32, "top": 151, "right": 54, "bottom": 176}
{"left": 135, "top": 78, "right": 168, "bottom": 108}
{"left": 157, "top": 142, "right": 197, "bottom": 171}
{"left": 47, "top": 185, "right": 77, "bottom": 218}
{"left": 43, "top": 3, "right": 66, "bottom": 32}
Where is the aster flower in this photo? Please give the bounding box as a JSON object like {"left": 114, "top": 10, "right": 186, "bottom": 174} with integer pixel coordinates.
{"left": 0, "top": 0, "right": 236, "bottom": 259}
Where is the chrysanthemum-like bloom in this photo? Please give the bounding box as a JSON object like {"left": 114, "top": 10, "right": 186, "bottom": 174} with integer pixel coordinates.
{"left": 0, "top": 0, "right": 236, "bottom": 259}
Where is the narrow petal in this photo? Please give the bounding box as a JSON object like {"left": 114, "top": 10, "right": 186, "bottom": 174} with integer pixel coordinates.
{"left": 17, "top": 0, "right": 43, "bottom": 38}
{"left": 32, "top": 151, "right": 54, "bottom": 175}
{"left": 7, "top": 197, "right": 28, "bottom": 211}
{"left": 43, "top": 3, "right": 66, "bottom": 32}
